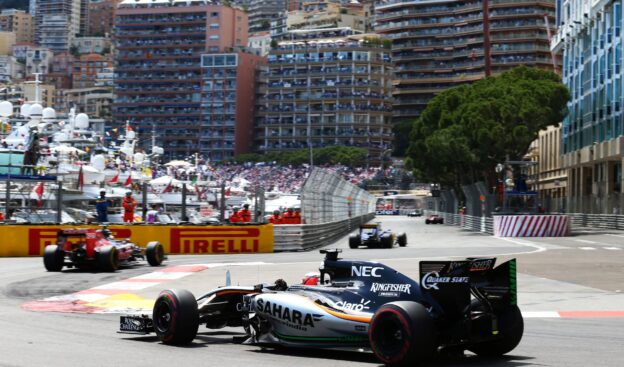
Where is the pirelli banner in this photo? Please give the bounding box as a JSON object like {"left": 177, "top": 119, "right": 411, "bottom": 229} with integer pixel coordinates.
{"left": 0, "top": 224, "right": 275, "bottom": 257}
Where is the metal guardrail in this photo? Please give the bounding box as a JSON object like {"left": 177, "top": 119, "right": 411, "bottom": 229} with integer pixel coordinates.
{"left": 425, "top": 211, "right": 494, "bottom": 235}
{"left": 273, "top": 213, "right": 375, "bottom": 251}
{"left": 567, "top": 213, "right": 624, "bottom": 231}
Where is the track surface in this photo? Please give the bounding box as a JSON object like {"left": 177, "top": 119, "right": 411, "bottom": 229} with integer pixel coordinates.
{"left": 1, "top": 216, "right": 624, "bottom": 366}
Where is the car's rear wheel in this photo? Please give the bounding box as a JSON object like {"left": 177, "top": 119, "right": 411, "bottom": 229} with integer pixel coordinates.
{"left": 425, "top": 220, "right": 430, "bottom": 224}
{"left": 397, "top": 233, "right": 407, "bottom": 247}
{"left": 146, "top": 241, "right": 165, "bottom": 266}
{"left": 348, "top": 234, "right": 360, "bottom": 249}
{"left": 153, "top": 289, "right": 199, "bottom": 345}
{"left": 468, "top": 300, "right": 524, "bottom": 357}
{"left": 369, "top": 301, "right": 436, "bottom": 366}
{"left": 379, "top": 235, "right": 392, "bottom": 248}
{"left": 97, "top": 245, "right": 119, "bottom": 272}
{"left": 43, "top": 245, "right": 64, "bottom": 272}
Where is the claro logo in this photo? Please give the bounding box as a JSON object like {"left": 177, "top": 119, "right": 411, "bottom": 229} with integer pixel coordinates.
{"left": 170, "top": 228, "right": 261, "bottom": 254}
{"left": 28, "top": 228, "right": 132, "bottom": 255}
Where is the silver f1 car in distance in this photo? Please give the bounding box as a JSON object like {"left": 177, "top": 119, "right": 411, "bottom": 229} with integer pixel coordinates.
{"left": 119, "top": 250, "right": 523, "bottom": 366}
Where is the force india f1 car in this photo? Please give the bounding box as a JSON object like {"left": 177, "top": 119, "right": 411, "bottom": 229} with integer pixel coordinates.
{"left": 119, "top": 250, "right": 523, "bottom": 366}
{"left": 44, "top": 228, "right": 165, "bottom": 272}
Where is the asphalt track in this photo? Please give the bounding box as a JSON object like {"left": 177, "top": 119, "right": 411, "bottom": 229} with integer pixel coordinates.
{"left": 1, "top": 216, "right": 624, "bottom": 366}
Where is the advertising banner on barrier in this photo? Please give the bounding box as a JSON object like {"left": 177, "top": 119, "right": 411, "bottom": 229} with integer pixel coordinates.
{"left": 0, "top": 224, "right": 274, "bottom": 257}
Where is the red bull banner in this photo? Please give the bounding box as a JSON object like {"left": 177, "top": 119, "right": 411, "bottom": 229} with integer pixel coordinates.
{"left": 1, "top": 224, "right": 274, "bottom": 257}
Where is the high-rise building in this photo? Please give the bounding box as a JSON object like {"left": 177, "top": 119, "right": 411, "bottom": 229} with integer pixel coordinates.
{"left": 35, "top": 0, "right": 83, "bottom": 52}
{"left": 0, "top": 9, "right": 35, "bottom": 44}
{"left": 374, "top": 0, "right": 558, "bottom": 121}
{"left": 552, "top": 0, "right": 623, "bottom": 214}
{"left": 113, "top": 0, "right": 255, "bottom": 159}
{"left": 256, "top": 28, "right": 393, "bottom": 163}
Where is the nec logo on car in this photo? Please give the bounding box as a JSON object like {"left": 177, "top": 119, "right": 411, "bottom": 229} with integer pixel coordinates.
{"left": 351, "top": 265, "right": 383, "bottom": 277}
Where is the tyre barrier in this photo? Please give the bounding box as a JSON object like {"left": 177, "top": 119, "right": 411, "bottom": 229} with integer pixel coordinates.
{"left": 273, "top": 213, "right": 375, "bottom": 252}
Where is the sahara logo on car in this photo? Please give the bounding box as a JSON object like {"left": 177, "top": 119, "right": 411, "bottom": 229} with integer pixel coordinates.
{"left": 335, "top": 298, "right": 371, "bottom": 312}
{"left": 421, "top": 272, "right": 470, "bottom": 290}
{"left": 369, "top": 283, "right": 411, "bottom": 296}
{"left": 256, "top": 298, "right": 323, "bottom": 328}
{"left": 351, "top": 265, "right": 383, "bottom": 278}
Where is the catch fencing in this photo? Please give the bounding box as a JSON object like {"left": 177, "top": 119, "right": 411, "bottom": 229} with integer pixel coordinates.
{"left": 300, "top": 167, "right": 376, "bottom": 225}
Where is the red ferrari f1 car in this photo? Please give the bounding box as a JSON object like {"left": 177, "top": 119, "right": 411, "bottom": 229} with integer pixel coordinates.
{"left": 43, "top": 228, "right": 165, "bottom": 272}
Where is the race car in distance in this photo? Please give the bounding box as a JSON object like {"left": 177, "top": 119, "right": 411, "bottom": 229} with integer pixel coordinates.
{"left": 425, "top": 214, "right": 444, "bottom": 224}
{"left": 43, "top": 228, "right": 165, "bottom": 272}
{"left": 406, "top": 209, "right": 423, "bottom": 217}
{"left": 348, "top": 223, "right": 407, "bottom": 248}
{"left": 119, "top": 250, "right": 523, "bottom": 366}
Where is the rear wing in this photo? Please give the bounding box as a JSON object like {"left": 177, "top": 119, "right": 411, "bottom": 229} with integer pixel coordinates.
{"left": 419, "top": 258, "right": 517, "bottom": 318}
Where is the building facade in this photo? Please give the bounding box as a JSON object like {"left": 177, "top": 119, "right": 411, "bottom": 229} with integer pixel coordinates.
{"left": 0, "top": 32, "right": 16, "bottom": 55}
{"left": 248, "top": 0, "right": 287, "bottom": 33}
{"left": 35, "top": 0, "right": 82, "bottom": 52}
{"left": 113, "top": 0, "right": 251, "bottom": 158}
{"left": 374, "top": 0, "right": 558, "bottom": 121}
{"left": 256, "top": 28, "right": 393, "bottom": 163}
{"left": 73, "top": 53, "right": 113, "bottom": 88}
{"left": 553, "top": 0, "right": 624, "bottom": 213}
{"left": 88, "top": 0, "right": 121, "bottom": 36}
{"left": 0, "top": 9, "right": 35, "bottom": 44}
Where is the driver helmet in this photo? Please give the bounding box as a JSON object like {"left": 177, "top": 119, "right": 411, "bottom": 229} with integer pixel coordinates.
{"left": 102, "top": 228, "right": 112, "bottom": 238}
{"left": 301, "top": 271, "right": 320, "bottom": 285}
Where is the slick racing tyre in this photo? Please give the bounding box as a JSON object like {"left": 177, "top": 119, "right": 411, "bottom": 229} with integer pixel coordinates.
{"left": 153, "top": 289, "right": 199, "bottom": 345}
{"left": 146, "top": 241, "right": 165, "bottom": 266}
{"left": 349, "top": 235, "right": 360, "bottom": 249}
{"left": 97, "top": 245, "right": 119, "bottom": 272}
{"left": 468, "top": 300, "right": 524, "bottom": 357}
{"left": 397, "top": 233, "right": 407, "bottom": 247}
{"left": 43, "top": 245, "right": 64, "bottom": 272}
{"left": 369, "top": 301, "right": 435, "bottom": 366}
{"left": 425, "top": 219, "right": 430, "bottom": 224}
{"left": 381, "top": 235, "right": 393, "bottom": 249}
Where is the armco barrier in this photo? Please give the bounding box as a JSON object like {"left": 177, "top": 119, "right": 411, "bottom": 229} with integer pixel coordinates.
{"left": 425, "top": 211, "right": 494, "bottom": 235}
{"left": 0, "top": 224, "right": 274, "bottom": 257}
{"left": 273, "top": 213, "right": 375, "bottom": 251}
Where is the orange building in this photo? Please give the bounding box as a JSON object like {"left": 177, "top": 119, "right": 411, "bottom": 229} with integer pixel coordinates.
{"left": 73, "top": 53, "right": 112, "bottom": 88}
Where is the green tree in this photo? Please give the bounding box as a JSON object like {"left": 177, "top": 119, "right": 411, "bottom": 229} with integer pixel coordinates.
{"left": 406, "top": 66, "right": 570, "bottom": 192}
{"left": 392, "top": 120, "right": 413, "bottom": 156}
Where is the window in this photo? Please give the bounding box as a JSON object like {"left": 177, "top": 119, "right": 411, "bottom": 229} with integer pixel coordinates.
{"left": 209, "top": 35, "right": 219, "bottom": 40}
{"left": 210, "top": 23, "right": 219, "bottom": 29}
{"left": 211, "top": 12, "right": 219, "bottom": 17}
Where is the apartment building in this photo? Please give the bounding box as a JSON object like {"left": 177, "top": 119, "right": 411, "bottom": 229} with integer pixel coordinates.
{"left": 256, "top": 28, "right": 393, "bottom": 163}
{"left": 374, "top": 0, "right": 558, "bottom": 121}
{"left": 113, "top": 0, "right": 253, "bottom": 159}
{"left": 35, "top": 0, "right": 82, "bottom": 52}
{"left": 0, "top": 9, "right": 35, "bottom": 44}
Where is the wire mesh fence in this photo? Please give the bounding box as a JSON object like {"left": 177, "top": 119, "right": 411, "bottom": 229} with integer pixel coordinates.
{"left": 301, "top": 167, "right": 376, "bottom": 224}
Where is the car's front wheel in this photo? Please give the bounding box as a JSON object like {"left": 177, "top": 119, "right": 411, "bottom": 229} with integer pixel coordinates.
{"left": 43, "top": 245, "right": 64, "bottom": 272}
{"left": 369, "top": 301, "right": 436, "bottom": 366}
{"left": 153, "top": 289, "right": 199, "bottom": 345}
{"left": 397, "top": 233, "right": 407, "bottom": 247}
{"left": 146, "top": 241, "right": 165, "bottom": 266}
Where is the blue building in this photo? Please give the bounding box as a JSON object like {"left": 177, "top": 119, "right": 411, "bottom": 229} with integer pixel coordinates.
{"left": 553, "top": 0, "right": 624, "bottom": 213}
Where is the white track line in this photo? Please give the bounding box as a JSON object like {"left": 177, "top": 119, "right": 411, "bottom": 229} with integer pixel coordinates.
{"left": 579, "top": 247, "right": 596, "bottom": 251}
{"left": 574, "top": 239, "right": 598, "bottom": 244}
{"left": 604, "top": 247, "right": 622, "bottom": 251}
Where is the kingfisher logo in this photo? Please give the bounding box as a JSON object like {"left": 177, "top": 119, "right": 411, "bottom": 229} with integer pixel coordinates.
{"left": 170, "top": 228, "right": 261, "bottom": 254}
{"left": 28, "top": 227, "right": 132, "bottom": 255}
